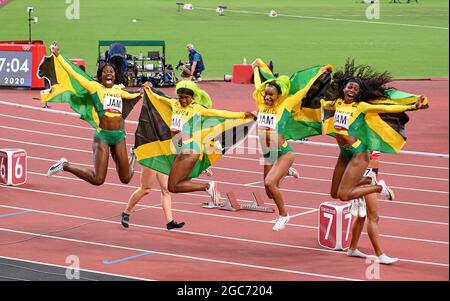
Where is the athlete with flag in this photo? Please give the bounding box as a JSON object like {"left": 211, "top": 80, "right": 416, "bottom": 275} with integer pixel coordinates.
{"left": 121, "top": 84, "right": 214, "bottom": 230}
{"left": 133, "top": 81, "right": 256, "bottom": 206}
{"left": 43, "top": 42, "right": 142, "bottom": 185}
{"left": 321, "top": 59, "right": 428, "bottom": 204}
{"left": 251, "top": 59, "right": 333, "bottom": 231}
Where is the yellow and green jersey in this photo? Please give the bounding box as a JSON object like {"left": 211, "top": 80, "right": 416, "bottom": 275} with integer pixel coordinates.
{"left": 55, "top": 54, "right": 140, "bottom": 118}
{"left": 322, "top": 90, "right": 429, "bottom": 153}
{"left": 147, "top": 88, "right": 246, "bottom": 135}
{"left": 252, "top": 59, "right": 328, "bottom": 139}
{"left": 133, "top": 88, "right": 256, "bottom": 179}
{"left": 39, "top": 54, "right": 141, "bottom": 130}
{"left": 254, "top": 70, "right": 323, "bottom": 136}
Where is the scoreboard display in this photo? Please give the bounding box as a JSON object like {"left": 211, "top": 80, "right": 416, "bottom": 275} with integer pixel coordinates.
{"left": 0, "top": 50, "right": 33, "bottom": 87}
{"left": 0, "top": 40, "right": 46, "bottom": 89}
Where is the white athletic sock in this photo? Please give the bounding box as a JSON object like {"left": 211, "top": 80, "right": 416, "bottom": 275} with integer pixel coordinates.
{"left": 346, "top": 248, "right": 367, "bottom": 258}
{"left": 376, "top": 254, "right": 398, "bottom": 264}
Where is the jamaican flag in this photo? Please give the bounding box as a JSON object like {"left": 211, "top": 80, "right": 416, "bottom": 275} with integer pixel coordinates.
{"left": 38, "top": 54, "right": 140, "bottom": 130}
{"left": 252, "top": 58, "right": 276, "bottom": 83}
{"left": 322, "top": 89, "right": 429, "bottom": 153}
{"left": 133, "top": 88, "right": 256, "bottom": 178}
{"left": 253, "top": 58, "right": 332, "bottom": 140}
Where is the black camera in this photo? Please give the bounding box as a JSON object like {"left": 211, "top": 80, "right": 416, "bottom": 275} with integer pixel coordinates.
{"left": 175, "top": 60, "right": 184, "bottom": 70}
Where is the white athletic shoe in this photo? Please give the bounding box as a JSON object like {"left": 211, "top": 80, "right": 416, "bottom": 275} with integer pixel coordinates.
{"left": 346, "top": 248, "right": 368, "bottom": 258}
{"left": 272, "top": 214, "right": 290, "bottom": 231}
{"left": 358, "top": 198, "right": 367, "bottom": 218}
{"left": 379, "top": 179, "right": 395, "bottom": 200}
{"left": 376, "top": 254, "right": 398, "bottom": 265}
{"left": 368, "top": 172, "right": 378, "bottom": 186}
{"left": 47, "top": 158, "right": 68, "bottom": 176}
{"left": 207, "top": 181, "right": 222, "bottom": 206}
{"left": 287, "top": 167, "right": 299, "bottom": 179}
{"left": 349, "top": 199, "right": 359, "bottom": 217}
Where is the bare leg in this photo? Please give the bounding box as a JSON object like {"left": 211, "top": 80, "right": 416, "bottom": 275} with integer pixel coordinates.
{"left": 264, "top": 153, "right": 295, "bottom": 216}
{"left": 349, "top": 193, "right": 383, "bottom": 256}
{"left": 168, "top": 154, "right": 209, "bottom": 193}
{"left": 63, "top": 138, "right": 109, "bottom": 185}
{"left": 338, "top": 153, "right": 383, "bottom": 201}
{"left": 350, "top": 216, "right": 366, "bottom": 250}
{"left": 365, "top": 193, "right": 383, "bottom": 256}
{"left": 330, "top": 154, "right": 349, "bottom": 199}
{"left": 124, "top": 167, "right": 156, "bottom": 214}
{"left": 157, "top": 172, "right": 173, "bottom": 223}
{"left": 263, "top": 164, "right": 274, "bottom": 199}
{"left": 111, "top": 138, "right": 133, "bottom": 184}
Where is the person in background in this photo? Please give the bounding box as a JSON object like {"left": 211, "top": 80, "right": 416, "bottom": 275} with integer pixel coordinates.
{"left": 346, "top": 150, "right": 398, "bottom": 264}
{"left": 106, "top": 42, "right": 128, "bottom": 86}
{"left": 181, "top": 43, "right": 205, "bottom": 82}
{"left": 121, "top": 166, "right": 185, "bottom": 230}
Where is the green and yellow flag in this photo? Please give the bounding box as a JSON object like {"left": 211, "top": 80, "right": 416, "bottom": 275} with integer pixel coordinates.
{"left": 38, "top": 54, "right": 140, "bottom": 129}
{"left": 322, "top": 90, "right": 429, "bottom": 153}
{"left": 253, "top": 58, "right": 332, "bottom": 140}
{"left": 134, "top": 88, "right": 256, "bottom": 178}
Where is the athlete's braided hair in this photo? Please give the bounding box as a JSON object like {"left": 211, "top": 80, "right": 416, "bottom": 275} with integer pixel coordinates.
{"left": 328, "top": 58, "right": 393, "bottom": 102}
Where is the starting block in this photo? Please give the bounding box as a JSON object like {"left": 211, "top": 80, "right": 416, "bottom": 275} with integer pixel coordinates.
{"left": 202, "top": 191, "right": 275, "bottom": 213}
{"left": 0, "top": 148, "right": 27, "bottom": 186}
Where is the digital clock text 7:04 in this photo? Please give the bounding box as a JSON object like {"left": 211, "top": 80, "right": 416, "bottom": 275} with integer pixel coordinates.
{"left": 0, "top": 50, "right": 33, "bottom": 87}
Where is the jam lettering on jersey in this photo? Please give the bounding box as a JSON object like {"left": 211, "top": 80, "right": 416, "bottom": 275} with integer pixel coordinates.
{"left": 334, "top": 110, "right": 351, "bottom": 130}
{"left": 103, "top": 94, "right": 123, "bottom": 113}
{"left": 258, "top": 112, "right": 277, "bottom": 131}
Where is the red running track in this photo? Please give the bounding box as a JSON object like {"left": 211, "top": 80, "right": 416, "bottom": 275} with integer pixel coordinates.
{"left": 0, "top": 79, "right": 448, "bottom": 281}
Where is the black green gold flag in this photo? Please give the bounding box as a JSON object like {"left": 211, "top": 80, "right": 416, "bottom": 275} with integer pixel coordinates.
{"left": 322, "top": 89, "right": 429, "bottom": 153}
{"left": 134, "top": 88, "right": 256, "bottom": 178}
{"left": 285, "top": 66, "right": 331, "bottom": 140}
{"left": 253, "top": 59, "right": 331, "bottom": 140}
{"left": 38, "top": 54, "right": 140, "bottom": 129}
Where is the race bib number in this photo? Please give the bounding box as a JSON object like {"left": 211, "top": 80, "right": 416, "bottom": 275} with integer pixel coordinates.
{"left": 171, "top": 115, "right": 184, "bottom": 132}
{"left": 364, "top": 168, "right": 374, "bottom": 177}
{"left": 103, "top": 95, "right": 122, "bottom": 113}
{"left": 258, "top": 113, "right": 277, "bottom": 130}
{"left": 334, "top": 111, "right": 350, "bottom": 130}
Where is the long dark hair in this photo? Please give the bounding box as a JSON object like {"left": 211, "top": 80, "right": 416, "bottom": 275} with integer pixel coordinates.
{"left": 328, "top": 58, "right": 393, "bottom": 102}
{"left": 96, "top": 62, "right": 117, "bottom": 84}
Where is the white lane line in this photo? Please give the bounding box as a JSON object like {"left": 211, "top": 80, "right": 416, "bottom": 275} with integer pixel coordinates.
{"left": 0, "top": 255, "right": 155, "bottom": 281}
{"left": 195, "top": 7, "right": 449, "bottom": 30}
{"left": 3, "top": 184, "right": 448, "bottom": 226}
{"left": 1, "top": 185, "right": 448, "bottom": 245}
{"left": 30, "top": 168, "right": 450, "bottom": 209}
{"left": 7, "top": 143, "right": 446, "bottom": 196}
{"left": 0, "top": 113, "right": 97, "bottom": 131}
{"left": 0, "top": 125, "right": 93, "bottom": 141}
{"left": 244, "top": 181, "right": 264, "bottom": 186}
{"left": 211, "top": 164, "right": 449, "bottom": 182}
{"left": 0, "top": 205, "right": 447, "bottom": 268}
{"left": 0, "top": 227, "right": 363, "bottom": 281}
{"left": 1, "top": 112, "right": 448, "bottom": 167}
